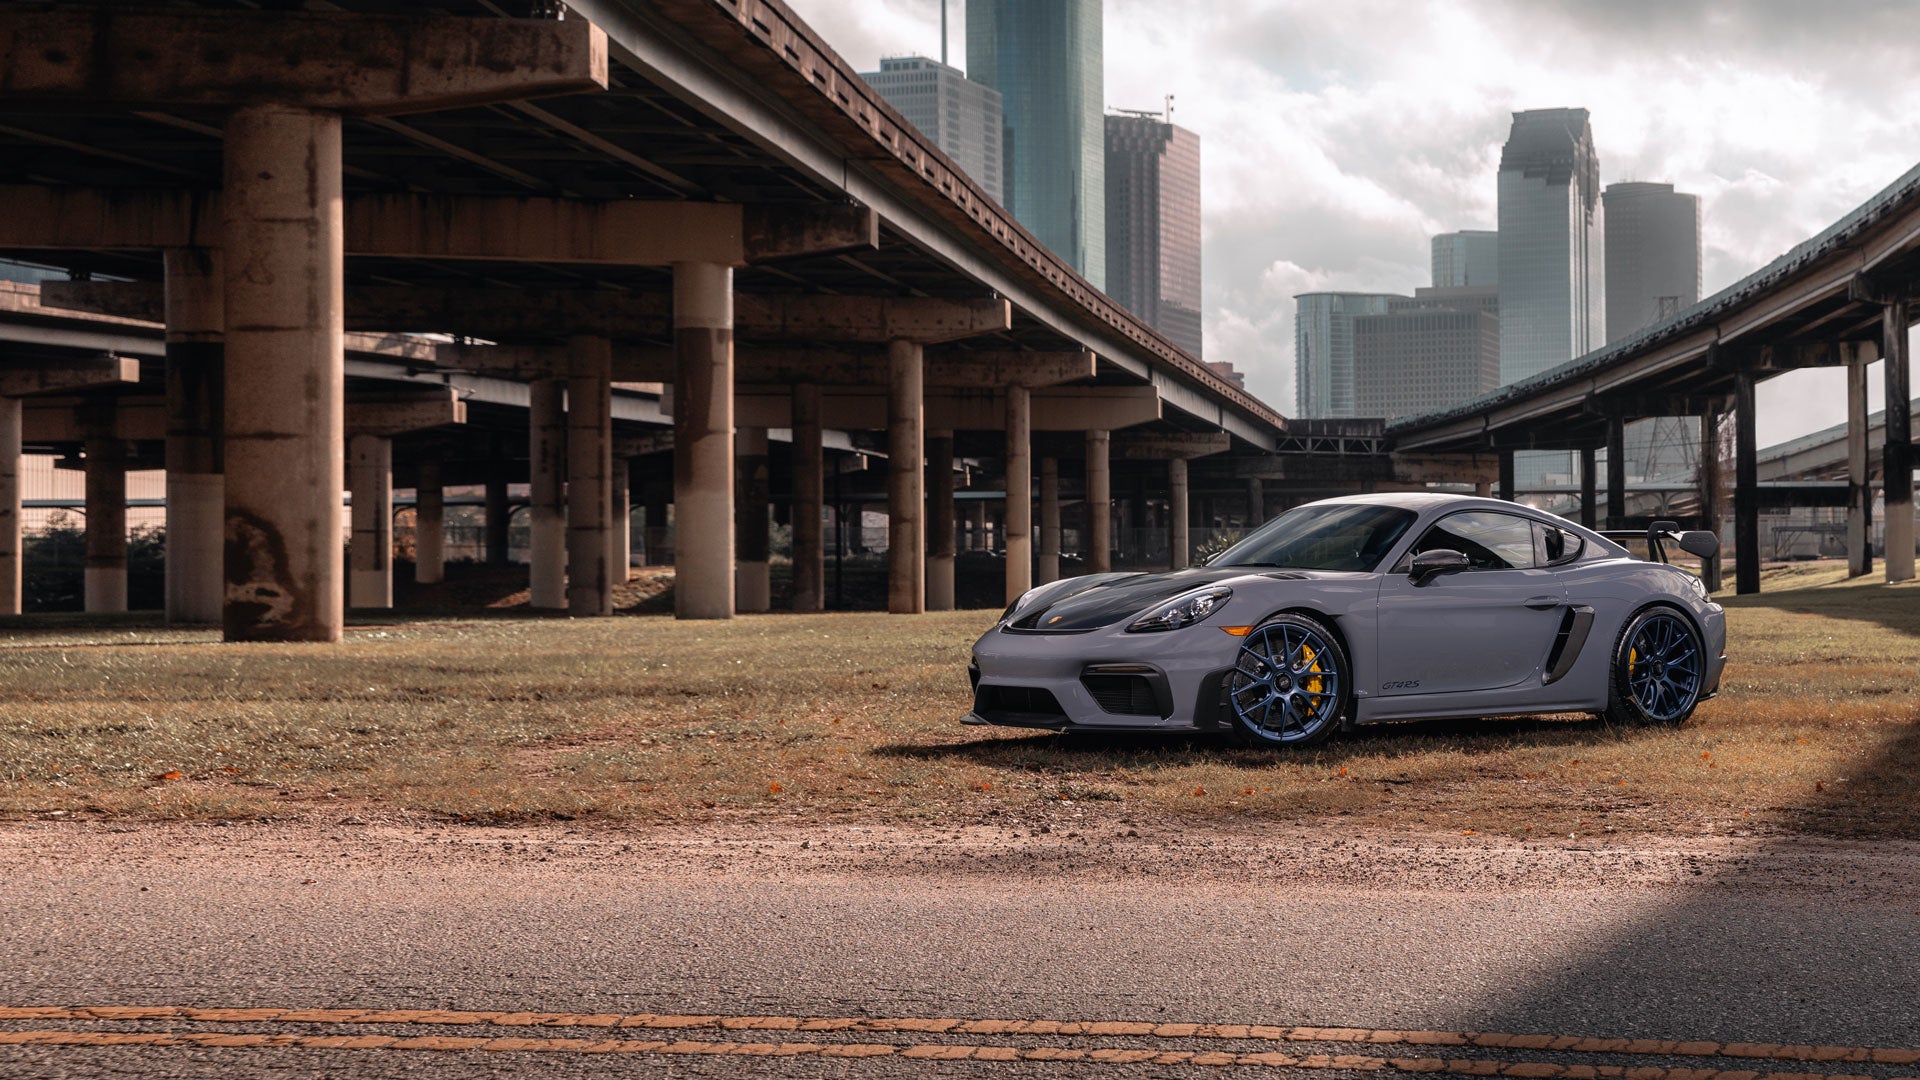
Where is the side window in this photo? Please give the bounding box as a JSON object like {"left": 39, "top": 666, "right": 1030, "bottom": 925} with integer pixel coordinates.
{"left": 1534, "top": 523, "right": 1586, "bottom": 567}
{"left": 1409, "top": 511, "right": 1536, "bottom": 571}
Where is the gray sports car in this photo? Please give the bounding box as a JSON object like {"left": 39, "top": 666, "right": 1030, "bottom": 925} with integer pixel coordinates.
{"left": 966, "top": 492, "right": 1726, "bottom": 747}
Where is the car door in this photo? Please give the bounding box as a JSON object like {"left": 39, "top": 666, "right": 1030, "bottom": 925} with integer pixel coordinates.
{"left": 1374, "top": 510, "right": 1568, "bottom": 698}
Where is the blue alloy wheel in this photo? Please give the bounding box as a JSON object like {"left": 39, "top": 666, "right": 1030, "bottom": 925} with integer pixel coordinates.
{"left": 1623, "top": 611, "right": 1703, "bottom": 723}
{"left": 1228, "top": 616, "right": 1345, "bottom": 746}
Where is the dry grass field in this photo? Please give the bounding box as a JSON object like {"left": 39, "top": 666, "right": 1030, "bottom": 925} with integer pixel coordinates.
{"left": 1, "top": 561, "right": 1915, "bottom": 837}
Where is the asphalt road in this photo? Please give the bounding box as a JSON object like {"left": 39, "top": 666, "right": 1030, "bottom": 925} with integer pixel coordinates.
{"left": 3, "top": 820, "right": 1919, "bottom": 1078}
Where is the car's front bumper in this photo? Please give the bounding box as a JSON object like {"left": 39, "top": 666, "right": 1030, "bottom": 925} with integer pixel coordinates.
{"left": 964, "top": 621, "right": 1239, "bottom": 732}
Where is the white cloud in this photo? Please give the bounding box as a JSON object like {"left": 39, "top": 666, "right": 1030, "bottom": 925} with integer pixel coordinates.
{"left": 788, "top": 0, "right": 1920, "bottom": 441}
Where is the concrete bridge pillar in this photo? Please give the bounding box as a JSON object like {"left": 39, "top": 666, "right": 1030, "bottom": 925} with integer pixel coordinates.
{"left": 1698, "top": 404, "right": 1724, "bottom": 592}
{"left": 221, "top": 105, "right": 344, "bottom": 641}
{"left": 968, "top": 499, "right": 987, "bottom": 554}
{"left": 414, "top": 458, "right": 444, "bottom": 586}
{"left": 484, "top": 474, "right": 510, "bottom": 567}
{"left": 1846, "top": 355, "right": 1872, "bottom": 578}
{"left": 927, "top": 431, "right": 955, "bottom": 610}
{"left": 642, "top": 491, "right": 670, "bottom": 569}
{"left": 1245, "top": 476, "right": 1265, "bottom": 528}
{"left": 528, "top": 377, "right": 566, "bottom": 610}
{"left": 1578, "top": 446, "right": 1597, "bottom": 529}
{"left": 84, "top": 421, "right": 129, "bottom": 614}
{"left": 1038, "top": 456, "right": 1061, "bottom": 585}
{"left": 1606, "top": 416, "right": 1627, "bottom": 528}
{"left": 1004, "top": 384, "right": 1032, "bottom": 603}
{"left": 0, "top": 397, "right": 18, "bottom": 615}
{"left": 1734, "top": 373, "right": 1760, "bottom": 595}
{"left": 347, "top": 433, "right": 392, "bottom": 610}
{"left": 611, "top": 456, "right": 631, "bottom": 586}
{"left": 566, "top": 336, "right": 613, "bottom": 618}
{"left": 1884, "top": 299, "right": 1914, "bottom": 583}
{"left": 1085, "top": 430, "right": 1111, "bottom": 573}
{"left": 1497, "top": 451, "right": 1514, "bottom": 502}
{"left": 163, "top": 247, "right": 225, "bottom": 625}
{"left": 791, "top": 384, "right": 824, "bottom": 612}
{"left": 887, "top": 339, "right": 925, "bottom": 614}
{"left": 1169, "top": 457, "right": 1190, "bottom": 571}
{"left": 735, "top": 425, "right": 771, "bottom": 614}
{"left": 673, "top": 261, "right": 735, "bottom": 620}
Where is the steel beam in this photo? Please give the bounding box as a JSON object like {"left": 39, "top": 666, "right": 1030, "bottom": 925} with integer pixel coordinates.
{"left": 1847, "top": 351, "right": 1873, "bottom": 578}
{"left": 1734, "top": 373, "right": 1760, "bottom": 594}
{"left": 1885, "top": 298, "right": 1915, "bottom": 582}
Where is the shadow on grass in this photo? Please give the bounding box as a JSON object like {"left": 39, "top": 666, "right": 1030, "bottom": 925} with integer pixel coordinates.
{"left": 877, "top": 711, "right": 1646, "bottom": 773}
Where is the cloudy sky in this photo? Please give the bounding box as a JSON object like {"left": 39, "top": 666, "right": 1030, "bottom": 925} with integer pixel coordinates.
{"left": 788, "top": 0, "right": 1920, "bottom": 446}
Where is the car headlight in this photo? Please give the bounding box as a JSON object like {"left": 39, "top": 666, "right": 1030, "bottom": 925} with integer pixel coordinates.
{"left": 1125, "top": 586, "right": 1231, "bottom": 633}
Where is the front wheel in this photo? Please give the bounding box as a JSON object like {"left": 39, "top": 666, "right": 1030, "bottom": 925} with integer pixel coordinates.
{"left": 1227, "top": 613, "right": 1350, "bottom": 749}
{"left": 1603, "top": 606, "right": 1705, "bottom": 726}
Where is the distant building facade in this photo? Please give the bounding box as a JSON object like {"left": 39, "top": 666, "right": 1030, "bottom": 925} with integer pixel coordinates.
{"left": 861, "top": 56, "right": 1004, "bottom": 205}
{"left": 1497, "top": 108, "right": 1603, "bottom": 385}
{"left": 967, "top": 0, "right": 1106, "bottom": 288}
{"left": 1431, "top": 230, "right": 1498, "bottom": 289}
{"left": 1356, "top": 287, "right": 1501, "bottom": 420}
{"left": 1603, "top": 181, "right": 1700, "bottom": 342}
{"left": 1104, "top": 113, "right": 1202, "bottom": 356}
{"left": 1294, "top": 292, "right": 1404, "bottom": 419}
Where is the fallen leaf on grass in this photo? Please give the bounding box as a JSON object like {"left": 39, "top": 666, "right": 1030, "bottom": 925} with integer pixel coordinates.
{"left": 153, "top": 771, "right": 182, "bottom": 782}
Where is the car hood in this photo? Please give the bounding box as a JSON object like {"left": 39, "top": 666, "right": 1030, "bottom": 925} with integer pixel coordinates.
{"left": 1007, "top": 566, "right": 1329, "bottom": 632}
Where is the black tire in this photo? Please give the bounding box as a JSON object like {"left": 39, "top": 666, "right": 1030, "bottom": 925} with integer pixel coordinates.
{"left": 1602, "top": 605, "right": 1706, "bottom": 726}
{"left": 1226, "top": 612, "right": 1351, "bottom": 749}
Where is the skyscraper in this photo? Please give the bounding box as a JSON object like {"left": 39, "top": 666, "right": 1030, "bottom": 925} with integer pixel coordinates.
{"left": 1294, "top": 292, "right": 1404, "bottom": 419}
{"left": 967, "top": 0, "right": 1106, "bottom": 289}
{"left": 860, "top": 55, "right": 1004, "bottom": 205}
{"left": 1353, "top": 304, "right": 1500, "bottom": 420}
{"left": 1603, "top": 181, "right": 1701, "bottom": 342}
{"left": 1431, "top": 230, "right": 1499, "bottom": 289}
{"left": 1496, "top": 108, "right": 1603, "bottom": 384}
{"left": 1105, "top": 113, "right": 1202, "bottom": 356}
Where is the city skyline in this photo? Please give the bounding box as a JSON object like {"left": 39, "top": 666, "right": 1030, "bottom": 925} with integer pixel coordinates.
{"left": 790, "top": 0, "right": 1920, "bottom": 446}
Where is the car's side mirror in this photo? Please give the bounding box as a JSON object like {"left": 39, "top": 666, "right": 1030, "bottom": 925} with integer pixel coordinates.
{"left": 1409, "top": 548, "right": 1470, "bottom": 585}
{"left": 1673, "top": 531, "right": 1719, "bottom": 559}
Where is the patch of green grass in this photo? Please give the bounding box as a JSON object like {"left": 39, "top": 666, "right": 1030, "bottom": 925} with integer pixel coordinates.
{"left": 1, "top": 561, "right": 1916, "bottom": 836}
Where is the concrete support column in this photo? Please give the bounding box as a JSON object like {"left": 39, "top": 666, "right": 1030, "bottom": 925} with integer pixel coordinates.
{"left": 347, "top": 433, "right": 392, "bottom": 610}
{"left": 611, "top": 457, "right": 631, "bottom": 585}
{"left": 221, "top": 105, "right": 344, "bottom": 642}
{"left": 484, "top": 475, "right": 510, "bottom": 567}
{"left": 84, "top": 421, "right": 129, "bottom": 614}
{"left": 1085, "top": 429, "right": 1111, "bottom": 573}
{"left": 1245, "top": 477, "right": 1265, "bottom": 527}
{"left": 1169, "top": 458, "right": 1191, "bottom": 571}
{"left": 735, "top": 426, "right": 771, "bottom": 613}
{"left": 1497, "top": 451, "right": 1515, "bottom": 502}
{"left": 1038, "top": 456, "right": 1061, "bottom": 585}
{"left": 927, "top": 431, "right": 955, "bottom": 611}
{"left": 1884, "top": 299, "right": 1915, "bottom": 582}
{"left": 673, "top": 261, "right": 735, "bottom": 620}
{"left": 1004, "top": 384, "right": 1032, "bottom": 604}
{"left": 566, "top": 336, "right": 613, "bottom": 617}
{"left": 414, "top": 458, "right": 444, "bottom": 586}
{"left": 163, "top": 247, "right": 225, "bottom": 624}
{"left": 968, "top": 500, "right": 987, "bottom": 553}
{"left": 1734, "top": 372, "right": 1760, "bottom": 595}
{"left": 642, "top": 492, "right": 669, "bottom": 568}
{"left": 1578, "top": 446, "right": 1597, "bottom": 529}
{"left": 528, "top": 377, "right": 566, "bottom": 610}
{"left": 886, "top": 339, "right": 925, "bottom": 614}
{"left": 1606, "top": 416, "right": 1627, "bottom": 528}
{"left": 1474, "top": 481, "right": 1492, "bottom": 498}
{"left": 0, "top": 398, "right": 17, "bottom": 614}
{"left": 1698, "top": 405, "right": 1724, "bottom": 593}
{"left": 791, "top": 384, "right": 824, "bottom": 612}
{"left": 1845, "top": 358, "right": 1872, "bottom": 578}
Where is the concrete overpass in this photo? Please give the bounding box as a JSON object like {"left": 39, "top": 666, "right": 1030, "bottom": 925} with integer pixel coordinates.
{"left": 1389, "top": 161, "right": 1920, "bottom": 592}
{"left": 0, "top": 0, "right": 1322, "bottom": 639}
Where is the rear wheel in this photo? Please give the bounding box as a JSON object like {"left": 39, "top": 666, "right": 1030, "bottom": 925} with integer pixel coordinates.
{"left": 1227, "top": 613, "right": 1349, "bottom": 749}
{"left": 1603, "top": 606, "right": 1705, "bottom": 726}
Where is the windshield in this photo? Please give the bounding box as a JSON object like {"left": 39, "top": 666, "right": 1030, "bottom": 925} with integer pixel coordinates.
{"left": 1211, "top": 502, "right": 1417, "bottom": 572}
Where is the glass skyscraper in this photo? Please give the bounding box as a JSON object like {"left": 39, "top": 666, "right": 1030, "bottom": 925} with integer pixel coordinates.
{"left": 861, "top": 56, "right": 1004, "bottom": 205}
{"left": 966, "top": 0, "right": 1106, "bottom": 289}
{"left": 1496, "top": 108, "right": 1603, "bottom": 385}
{"left": 1294, "top": 292, "right": 1404, "bottom": 419}
{"left": 1105, "top": 113, "right": 1202, "bottom": 356}
{"left": 1431, "top": 230, "right": 1499, "bottom": 288}
{"left": 1603, "top": 181, "right": 1700, "bottom": 342}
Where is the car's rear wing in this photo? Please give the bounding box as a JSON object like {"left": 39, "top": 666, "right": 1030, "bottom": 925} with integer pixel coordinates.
{"left": 1596, "top": 519, "right": 1720, "bottom": 565}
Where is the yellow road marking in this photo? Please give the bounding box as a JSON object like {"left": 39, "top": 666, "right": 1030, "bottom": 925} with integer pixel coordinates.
{"left": 1, "top": 1007, "right": 1916, "bottom": 1067}
{"left": 0, "top": 1028, "right": 1916, "bottom": 1078}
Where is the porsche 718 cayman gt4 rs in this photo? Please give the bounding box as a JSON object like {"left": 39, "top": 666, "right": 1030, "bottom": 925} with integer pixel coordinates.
{"left": 965, "top": 493, "right": 1727, "bottom": 748}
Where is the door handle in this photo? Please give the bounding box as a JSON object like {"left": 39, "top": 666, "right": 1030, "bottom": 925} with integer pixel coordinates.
{"left": 1523, "top": 596, "right": 1562, "bottom": 610}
